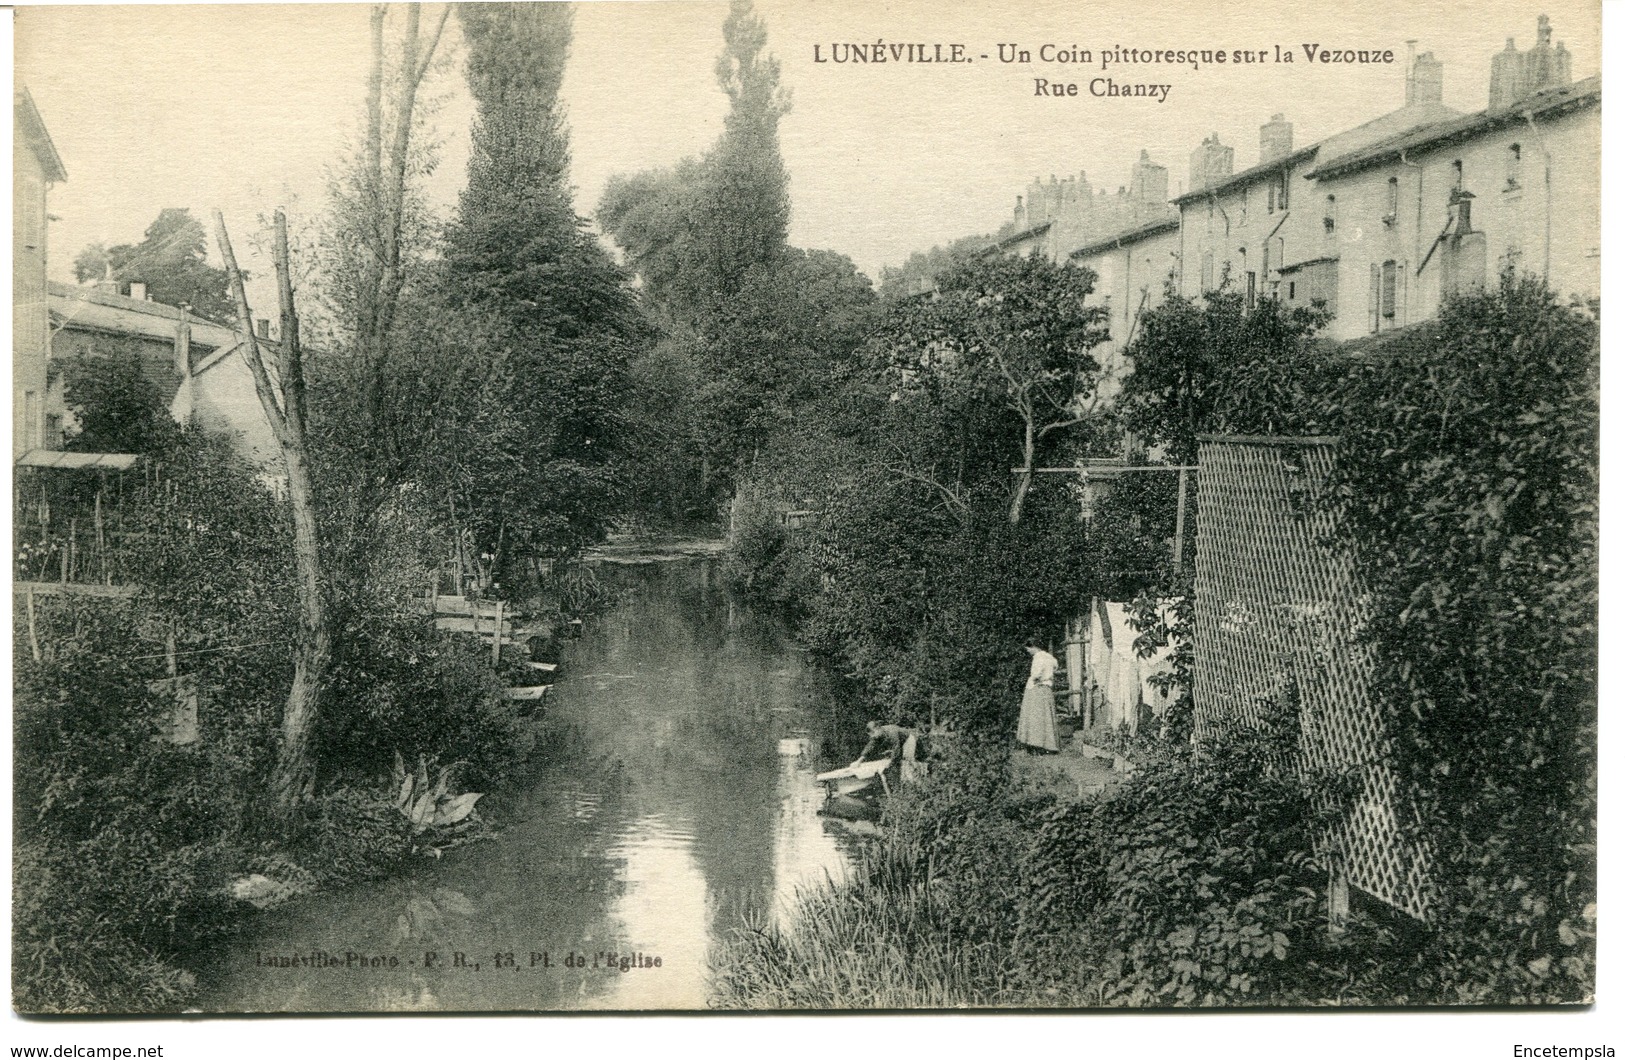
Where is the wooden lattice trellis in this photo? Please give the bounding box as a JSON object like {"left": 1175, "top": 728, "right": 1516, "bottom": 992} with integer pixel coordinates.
{"left": 1191, "top": 435, "right": 1432, "bottom": 921}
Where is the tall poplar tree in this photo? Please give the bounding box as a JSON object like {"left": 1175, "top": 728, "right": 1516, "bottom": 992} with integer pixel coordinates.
{"left": 439, "top": 1, "right": 643, "bottom": 562}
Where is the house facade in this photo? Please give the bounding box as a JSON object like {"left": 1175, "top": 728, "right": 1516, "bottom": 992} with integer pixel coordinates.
{"left": 968, "top": 14, "right": 1597, "bottom": 357}
{"left": 48, "top": 282, "right": 284, "bottom": 478}
{"left": 13, "top": 88, "right": 67, "bottom": 457}
{"left": 1068, "top": 216, "right": 1181, "bottom": 397}
{"left": 1305, "top": 55, "right": 1598, "bottom": 340}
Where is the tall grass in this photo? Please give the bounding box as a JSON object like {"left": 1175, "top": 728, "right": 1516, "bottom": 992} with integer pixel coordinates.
{"left": 711, "top": 816, "right": 1077, "bottom": 1009}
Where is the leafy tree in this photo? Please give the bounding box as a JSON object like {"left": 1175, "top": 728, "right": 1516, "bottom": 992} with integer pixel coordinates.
{"left": 598, "top": 0, "right": 831, "bottom": 519}
{"left": 73, "top": 208, "right": 235, "bottom": 322}
{"left": 321, "top": 3, "right": 451, "bottom": 481}
{"left": 877, "top": 233, "right": 997, "bottom": 300}
{"left": 1116, "top": 283, "right": 1333, "bottom": 466}
{"left": 57, "top": 347, "right": 179, "bottom": 454}
{"left": 436, "top": 0, "right": 645, "bottom": 564}
{"left": 878, "top": 254, "right": 1110, "bottom": 523}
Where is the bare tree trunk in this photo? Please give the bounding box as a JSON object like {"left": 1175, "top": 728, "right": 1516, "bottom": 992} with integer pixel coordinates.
{"left": 356, "top": 4, "right": 449, "bottom": 467}
{"left": 1009, "top": 403, "right": 1036, "bottom": 525}
{"left": 214, "top": 208, "right": 329, "bottom": 807}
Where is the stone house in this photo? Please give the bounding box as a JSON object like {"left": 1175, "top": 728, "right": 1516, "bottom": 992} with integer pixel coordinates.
{"left": 48, "top": 281, "right": 284, "bottom": 481}
{"left": 1302, "top": 22, "right": 1598, "bottom": 342}
{"left": 1067, "top": 215, "right": 1181, "bottom": 398}
{"left": 13, "top": 88, "right": 67, "bottom": 458}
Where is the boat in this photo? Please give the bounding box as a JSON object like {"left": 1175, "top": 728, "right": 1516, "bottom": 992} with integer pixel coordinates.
{"left": 815, "top": 757, "right": 893, "bottom": 798}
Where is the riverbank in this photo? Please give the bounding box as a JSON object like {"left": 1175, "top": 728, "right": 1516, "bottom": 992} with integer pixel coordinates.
{"left": 584, "top": 536, "right": 729, "bottom": 565}
{"left": 191, "top": 554, "right": 868, "bottom": 1012}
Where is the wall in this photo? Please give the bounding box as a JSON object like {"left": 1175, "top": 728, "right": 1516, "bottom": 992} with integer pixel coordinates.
{"left": 1073, "top": 225, "right": 1182, "bottom": 398}
{"left": 1177, "top": 163, "right": 1307, "bottom": 306}
{"left": 1317, "top": 99, "right": 1599, "bottom": 343}
{"left": 172, "top": 342, "right": 285, "bottom": 478}
{"left": 13, "top": 121, "right": 51, "bottom": 455}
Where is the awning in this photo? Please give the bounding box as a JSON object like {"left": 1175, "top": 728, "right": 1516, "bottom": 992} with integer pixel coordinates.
{"left": 15, "top": 449, "right": 141, "bottom": 471}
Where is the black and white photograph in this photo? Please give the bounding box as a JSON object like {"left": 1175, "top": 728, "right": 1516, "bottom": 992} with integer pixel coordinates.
{"left": 6, "top": 0, "right": 1610, "bottom": 1048}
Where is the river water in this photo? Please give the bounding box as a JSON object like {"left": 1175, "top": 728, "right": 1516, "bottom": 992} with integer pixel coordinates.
{"left": 200, "top": 558, "right": 868, "bottom": 1012}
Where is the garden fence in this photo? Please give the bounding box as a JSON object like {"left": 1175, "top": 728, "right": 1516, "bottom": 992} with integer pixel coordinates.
{"left": 1191, "top": 434, "right": 1432, "bottom": 921}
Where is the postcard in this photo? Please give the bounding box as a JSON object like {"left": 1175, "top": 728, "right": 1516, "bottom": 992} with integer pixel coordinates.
{"left": 9, "top": 0, "right": 1606, "bottom": 1046}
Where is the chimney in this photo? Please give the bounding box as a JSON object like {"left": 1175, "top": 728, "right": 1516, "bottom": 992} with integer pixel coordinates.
{"left": 1489, "top": 17, "right": 1571, "bottom": 113}
{"left": 1188, "top": 133, "right": 1233, "bottom": 192}
{"left": 1408, "top": 51, "right": 1444, "bottom": 106}
{"left": 255, "top": 318, "right": 270, "bottom": 339}
{"left": 129, "top": 281, "right": 148, "bottom": 302}
{"left": 1259, "top": 114, "right": 1294, "bottom": 164}
{"left": 1129, "top": 150, "right": 1169, "bottom": 205}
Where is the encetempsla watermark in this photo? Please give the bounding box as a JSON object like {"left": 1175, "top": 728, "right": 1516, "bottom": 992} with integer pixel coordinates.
{"left": 1512, "top": 1048, "right": 1614, "bottom": 1058}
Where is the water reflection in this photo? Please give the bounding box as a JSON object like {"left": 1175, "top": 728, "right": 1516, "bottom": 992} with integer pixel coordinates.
{"left": 200, "top": 557, "right": 867, "bottom": 1012}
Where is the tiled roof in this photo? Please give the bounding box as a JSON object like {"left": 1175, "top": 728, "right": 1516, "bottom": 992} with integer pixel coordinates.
{"left": 1068, "top": 216, "right": 1181, "bottom": 260}
{"left": 973, "top": 221, "right": 1052, "bottom": 258}
{"left": 1305, "top": 75, "right": 1601, "bottom": 180}
{"left": 1172, "top": 146, "right": 1318, "bottom": 205}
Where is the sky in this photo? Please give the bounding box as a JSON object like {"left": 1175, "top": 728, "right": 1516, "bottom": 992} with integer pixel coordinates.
{"left": 14, "top": 0, "right": 1604, "bottom": 293}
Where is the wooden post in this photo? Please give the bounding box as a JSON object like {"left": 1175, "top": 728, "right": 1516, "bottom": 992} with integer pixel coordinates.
{"left": 1328, "top": 854, "right": 1350, "bottom": 936}
{"left": 94, "top": 485, "right": 105, "bottom": 578}
{"left": 25, "top": 589, "right": 41, "bottom": 663}
{"left": 1065, "top": 616, "right": 1085, "bottom": 719}
{"left": 491, "top": 599, "right": 504, "bottom": 666}
{"left": 1173, "top": 467, "right": 1189, "bottom": 573}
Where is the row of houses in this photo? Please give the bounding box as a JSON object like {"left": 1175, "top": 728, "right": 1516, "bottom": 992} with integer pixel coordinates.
{"left": 13, "top": 87, "right": 278, "bottom": 474}
{"left": 975, "top": 16, "right": 1600, "bottom": 383}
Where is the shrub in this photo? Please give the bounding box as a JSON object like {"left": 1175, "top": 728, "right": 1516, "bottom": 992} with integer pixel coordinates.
{"left": 1326, "top": 275, "right": 1598, "bottom": 1003}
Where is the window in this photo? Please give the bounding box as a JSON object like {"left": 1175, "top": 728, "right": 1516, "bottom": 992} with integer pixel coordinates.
{"left": 1288, "top": 281, "right": 1297, "bottom": 299}
{"left": 24, "top": 391, "right": 39, "bottom": 448}
{"left": 1200, "top": 251, "right": 1214, "bottom": 292}
{"left": 1385, "top": 177, "right": 1399, "bottom": 224}
{"left": 1369, "top": 259, "right": 1404, "bottom": 332}
{"left": 1246, "top": 270, "right": 1257, "bottom": 309}
{"left": 1324, "top": 195, "right": 1337, "bottom": 234}
{"left": 1268, "top": 172, "right": 1288, "bottom": 213}
{"left": 1507, "top": 143, "right": 1522, "bottom": 188}
{"left": 1451, "top": 159, "right": 1464, "bottom": 193}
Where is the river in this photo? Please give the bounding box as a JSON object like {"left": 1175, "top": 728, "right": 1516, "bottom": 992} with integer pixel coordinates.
{"left": 199, "top": 557, "right": 869, "bottom": 1012}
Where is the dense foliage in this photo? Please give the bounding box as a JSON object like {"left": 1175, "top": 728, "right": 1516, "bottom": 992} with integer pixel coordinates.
{"left": 72, "top": 208, "right": 237, "bottom": 323}
{"left": 1326, "top": 277, "right": 1598, "bottom": 1002}
{"left": 600, "top": 0, "right": 877, "bottom": 523}
{"left": 724, "top": 272, "right": 1596, "bottom": 1007}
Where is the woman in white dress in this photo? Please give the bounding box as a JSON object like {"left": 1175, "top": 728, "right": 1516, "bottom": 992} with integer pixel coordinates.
{"left": 1016, "top": 643, "right": 1061, "bottom": 753}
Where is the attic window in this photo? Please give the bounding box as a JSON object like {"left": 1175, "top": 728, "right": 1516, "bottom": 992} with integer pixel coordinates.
{"left": 1451, "top": 159, "right": 1464, "bottom": 193}
{"left": 1323, "top": 194, "right": 1337, "bottom": 234}
{"left": 1384, "top": 177, "right": 1399, "bottom": 225}
{"left": 1506, "top": 143, "right": 1522, "bottom": 189}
